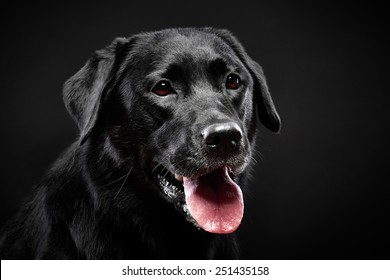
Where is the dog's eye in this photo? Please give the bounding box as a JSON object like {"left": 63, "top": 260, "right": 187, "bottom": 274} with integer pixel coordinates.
{"left": 152, "top": 80, "right": 175, "bottom": 96}
{"left": 226, "top": 74, "right": 241, "bottom": 90}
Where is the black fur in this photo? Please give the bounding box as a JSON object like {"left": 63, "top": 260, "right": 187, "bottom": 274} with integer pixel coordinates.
{"left": 0, "top": 27, "right": 280, "bottom": 259}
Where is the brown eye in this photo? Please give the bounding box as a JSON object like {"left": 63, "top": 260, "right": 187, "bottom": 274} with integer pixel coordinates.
{"left": 226, "top": 74, "right": 241, "bottom": 90}
{"left": 152, "top": 80, "right": 175, "bottom": 96}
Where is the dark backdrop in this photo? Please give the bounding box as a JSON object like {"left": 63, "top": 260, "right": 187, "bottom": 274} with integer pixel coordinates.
{"left": 0, "top": 1, "right": 388, "bottom": 259}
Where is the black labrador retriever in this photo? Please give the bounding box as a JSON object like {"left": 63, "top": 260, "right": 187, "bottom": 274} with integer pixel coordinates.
{"left": 0, "top": 27, "right": 280, "bottom": 259}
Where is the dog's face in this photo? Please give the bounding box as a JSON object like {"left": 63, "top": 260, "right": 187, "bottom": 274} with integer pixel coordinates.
{"left": 63, "top": 28, "right": 280, "bottom": 234}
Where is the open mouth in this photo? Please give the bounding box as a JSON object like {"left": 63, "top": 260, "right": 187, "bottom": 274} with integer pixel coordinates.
{"left": 152, "top": 163, "right": 244, "bottom": 234}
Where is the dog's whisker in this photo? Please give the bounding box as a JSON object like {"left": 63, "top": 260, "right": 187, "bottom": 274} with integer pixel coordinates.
{"left": 114, "top": 166, "right": 133, "bottom": 199}
{"left": 250, "top": 156, "right": 259, "bottom": 164}
{"left": 251, "top": 146, "right": 264, "bottom": 161}
{"left": 163, "top": 168, "right": 171, "bottom": 178}
{"left": 101, "top": 172, "right": 130, "bottom": 187}
{"left": 152, "top": 162, "right": 163, "bottom": 174}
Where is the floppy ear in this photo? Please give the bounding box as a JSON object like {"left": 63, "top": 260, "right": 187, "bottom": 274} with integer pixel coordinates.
{"left": 206, "top": 28, "right": 281, "bottom": 133}
{"left": 63, "top": 37, "right": 130, "bottom": 144}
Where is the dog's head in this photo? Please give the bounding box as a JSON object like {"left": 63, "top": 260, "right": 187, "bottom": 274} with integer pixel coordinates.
{"left": 63, "top": 28, "right": 280, "bottom": 234}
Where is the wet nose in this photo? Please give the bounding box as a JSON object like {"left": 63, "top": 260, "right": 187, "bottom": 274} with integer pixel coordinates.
{"left": 202, "top": 122, "right": 243, "bottom": 154}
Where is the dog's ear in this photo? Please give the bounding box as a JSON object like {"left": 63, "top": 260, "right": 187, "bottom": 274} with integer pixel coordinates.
{"left": 206, "top": 28, "right": 281, "bottom": 133}
{"left": 63, "top": 37, "right": 131, "bottom": 144}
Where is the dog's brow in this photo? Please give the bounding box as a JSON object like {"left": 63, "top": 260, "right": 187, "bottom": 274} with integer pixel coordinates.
{"left": 210, "top": 58, "right": 228, "bottom": 72}
{"left": 209, "top": 58, "right": 228, "bottom": 76}
{"left": 164, "top": 63, "right": 187, "bottom": 82}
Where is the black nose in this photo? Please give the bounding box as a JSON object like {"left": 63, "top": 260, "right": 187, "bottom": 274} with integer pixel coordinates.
{"left": 202, "top": 122, "right": 243, "bottom": 153}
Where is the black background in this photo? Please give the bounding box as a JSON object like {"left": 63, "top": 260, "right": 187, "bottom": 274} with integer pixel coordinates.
{"left": 0, "top": 1, "right": 388, "bottom": 259}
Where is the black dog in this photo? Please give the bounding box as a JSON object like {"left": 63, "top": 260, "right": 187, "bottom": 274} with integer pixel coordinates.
{"left": 0, "top": 27, "right": 280, "bottom": 259}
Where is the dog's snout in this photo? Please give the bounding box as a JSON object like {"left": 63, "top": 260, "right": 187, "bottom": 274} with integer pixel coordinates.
{"left": 202, "top": 122, "right": 243, "bottom": 153}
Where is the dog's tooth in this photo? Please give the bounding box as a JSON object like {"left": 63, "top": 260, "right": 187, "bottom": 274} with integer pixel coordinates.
{"left": 175, "top": 174, "right": 183, "bottom": 182}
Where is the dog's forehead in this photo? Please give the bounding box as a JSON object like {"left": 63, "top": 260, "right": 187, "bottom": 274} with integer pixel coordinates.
{"left": 138, "top": 30, "right": 237, "bottom": 67}
{"left": 158, "top": 32, "right": 219, "bottom": 57}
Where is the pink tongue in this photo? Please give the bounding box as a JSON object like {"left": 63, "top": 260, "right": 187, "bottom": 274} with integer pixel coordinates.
{"left": 183, "top": 167, "right": 244, "bottom": 234}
